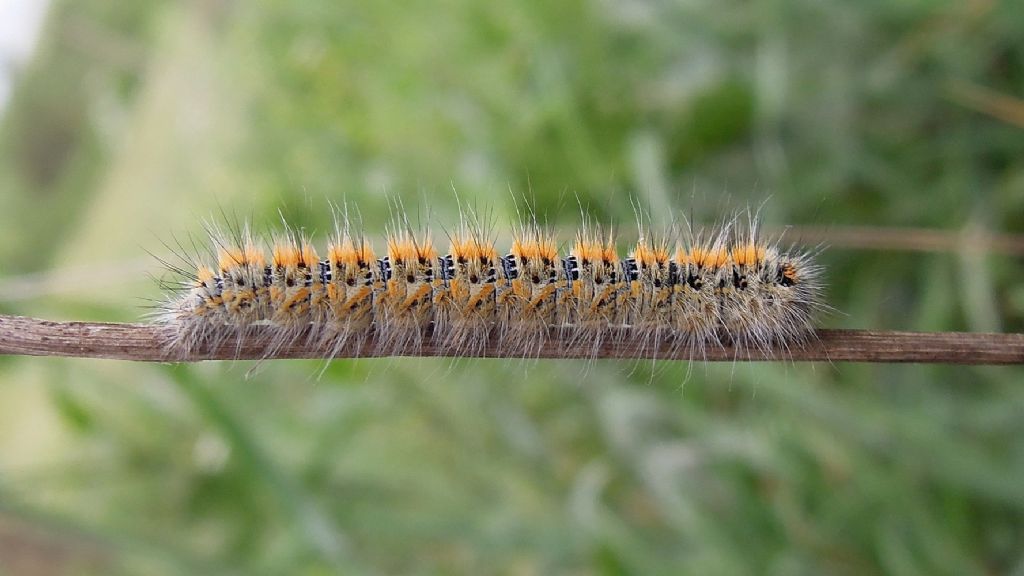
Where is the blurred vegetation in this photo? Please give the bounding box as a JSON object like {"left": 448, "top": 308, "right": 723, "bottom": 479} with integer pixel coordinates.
{"left": 1, "top": 0, "right": 1024, "bottom": 574}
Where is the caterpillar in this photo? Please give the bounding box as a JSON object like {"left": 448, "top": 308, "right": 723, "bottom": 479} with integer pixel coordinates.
{"left": 155, "top": 206, "right": 824, "bottom": 360}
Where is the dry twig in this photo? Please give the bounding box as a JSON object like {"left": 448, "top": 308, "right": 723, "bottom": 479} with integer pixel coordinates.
{"left": 1, "top": 315, "right": 1022, "bottom": 364}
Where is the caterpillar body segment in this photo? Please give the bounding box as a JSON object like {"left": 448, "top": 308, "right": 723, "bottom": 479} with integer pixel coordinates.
{"left": 498, "top": 226, "right": 562, "bottom": 357}
{"left": 625, "top": 235, "right": 674, "bottom": 356}
{"left": 321, "top": 232, "right": 377, "bottom": 356}
{"left": 216, "top": 239, "right": 265, "bottom": 326}
{"left": 436, "top": 228, "right": 500, "bottom": 356}
{"left": 376, "top": 230, "right": 438, "bottom": 354}
{"left": 562, "top": 228, "right": 623, "bottom": 357}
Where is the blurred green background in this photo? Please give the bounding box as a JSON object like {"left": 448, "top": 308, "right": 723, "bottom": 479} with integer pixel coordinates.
{"left": 1, "top": 0, "right": 1024, "bottom": 574}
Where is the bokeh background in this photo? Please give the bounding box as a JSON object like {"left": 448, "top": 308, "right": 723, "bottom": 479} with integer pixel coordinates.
{"left": 1, "top": 1, "right": 1024, "bottom": 574}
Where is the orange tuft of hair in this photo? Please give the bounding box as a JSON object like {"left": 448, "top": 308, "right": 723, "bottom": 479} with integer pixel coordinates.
{"left": 451, "top": 236, "right": 497, "bottom": 262}
{"left": 244, "top": 243, "right": 265, "bottom": 268}
{"left": 633, "top": 241, "right": 669, "bottom": 267}
{"left": 329, "top": 238, "right": 375, "bottom": 267}
{"left": 272, "top": 244, "right": 301, "bottom": 268}
{"left": 300, "top": 243, "right": 319, "bottom": 269}
{"left": 688, "top": 247, "right": 728, "bottom": 268}
{"left": 218, "top": 246, "right": 246, "bottom": 272}
{"left": 196, "top": 266, "right": 216, "bottom": 284}
{"left": 730, "top": 244, "right": 766, "bottom": 267}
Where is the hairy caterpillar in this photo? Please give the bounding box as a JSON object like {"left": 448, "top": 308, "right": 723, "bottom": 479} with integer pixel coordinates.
{"left": 155, "top": 206, "right": 824, "bottom": 360}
